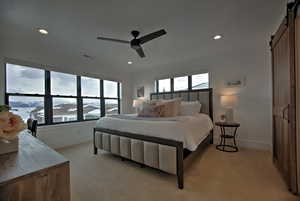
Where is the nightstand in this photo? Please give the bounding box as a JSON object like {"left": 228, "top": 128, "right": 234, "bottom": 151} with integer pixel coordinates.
{"left": 215, "top": 122, "right": 240, "bottom": 152}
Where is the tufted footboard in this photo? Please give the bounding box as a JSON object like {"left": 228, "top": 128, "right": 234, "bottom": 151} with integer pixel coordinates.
{"left": 93, "top": 127, "right": 184, "bottom": 189}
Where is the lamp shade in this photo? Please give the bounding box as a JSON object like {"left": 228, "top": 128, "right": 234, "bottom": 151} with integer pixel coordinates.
{"left": 220, "top": 95, "right": 237, "bottom": 107}
{"left": 133, "top": 98, "right": 144, "bottom": 108}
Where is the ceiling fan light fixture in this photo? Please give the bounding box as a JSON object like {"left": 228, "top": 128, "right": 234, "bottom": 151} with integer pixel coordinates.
{"left": 128, "top": 61, "right": 133, "bottom": 64}
{"left": 213, "top": 35, "right": 222, "bottom": 40}
{"left": 97, "top": 29, "right": 167, "bottom": 58}
{"left": 38, "top": 28, "right": 48, "bottom": 35}
{"left": 83, "top": 54, "right": 94, "bottom": 59}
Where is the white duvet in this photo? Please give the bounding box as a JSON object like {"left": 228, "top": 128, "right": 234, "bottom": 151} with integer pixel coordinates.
{"left": 95, "top": 113, "right": 213, "bottom": 151}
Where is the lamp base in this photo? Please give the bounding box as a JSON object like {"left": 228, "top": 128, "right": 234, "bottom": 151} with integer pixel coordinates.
{"left": 225, "top": 108, "right": 234, "bottom": 122}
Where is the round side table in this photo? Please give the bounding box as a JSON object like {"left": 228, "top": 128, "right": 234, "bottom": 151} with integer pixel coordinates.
{"left": 215, "top": 122, "right": 240, "bottom": 152}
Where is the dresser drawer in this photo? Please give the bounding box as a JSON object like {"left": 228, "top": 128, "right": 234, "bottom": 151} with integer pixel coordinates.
{"left": 0, "top": 162, "right": 70, "bottom": 201}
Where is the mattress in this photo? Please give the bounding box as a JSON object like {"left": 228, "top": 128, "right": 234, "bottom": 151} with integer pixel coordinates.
{"left": 95, "top": 113, "right": 213, "bottom": 151}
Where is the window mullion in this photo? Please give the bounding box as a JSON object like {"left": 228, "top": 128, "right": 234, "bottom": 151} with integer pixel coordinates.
{"left": 188, "top": 76, "right": 192, "bottom": 90}
{"left": 45, "top": 70, "right": 52, "bottom": 125}
{"left": 100, "top": 80, "right": 105, "bottom": 117}
{"left": 117, "top": 82, "right": 121, "bottom": 114}
{"left": 77, "top": 76, "right": 83, "bottom": 121}
{"left": 4, "top": 64, "right": 8, "bottom": 105}
{"left": 5, "top": 95, "right": 9, "bottom": 105}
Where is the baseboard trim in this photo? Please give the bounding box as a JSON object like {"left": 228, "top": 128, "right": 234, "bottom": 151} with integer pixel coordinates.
{"left": 213, "top": 137, "right": 271, "bottom": 151}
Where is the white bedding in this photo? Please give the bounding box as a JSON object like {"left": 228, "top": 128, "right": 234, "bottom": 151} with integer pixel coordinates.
{"left": 95, "top": 113, "right": 213, "bottom": 151}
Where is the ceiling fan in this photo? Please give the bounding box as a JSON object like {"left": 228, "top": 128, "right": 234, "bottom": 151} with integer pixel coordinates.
{"left": 97, "top": 29, "right": 167, "bottom": 58}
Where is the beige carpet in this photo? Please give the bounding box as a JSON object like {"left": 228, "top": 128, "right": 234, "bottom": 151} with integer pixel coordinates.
{"left": 59, "top": 142, "right": 299, "bottom": 201}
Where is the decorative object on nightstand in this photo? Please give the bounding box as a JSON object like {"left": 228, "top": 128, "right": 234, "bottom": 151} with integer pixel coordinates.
{"left": 215, "top": 121, "right": 240, "bottom": 152}
{"left": 0, "top": 105, "right": 26, "bottom": 155}
{"left": 220, "top": 95, "right": 237, "bottom": 122}
{"left": 220, "top": 114, "right": 226, "bottom": 122}
{"left": 137, "top": 86, "right": 145, "bottom": 97}
{"left": 133, "top": 98, "right": 145, "bottom": 113}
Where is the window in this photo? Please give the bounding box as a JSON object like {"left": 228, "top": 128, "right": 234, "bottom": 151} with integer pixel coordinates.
{"left": 6, "top": 64, "right": 45, "bottom": 94}
{"left": 105, "top": 99, "right": 118, "bottom": 115}
{"left": 158, "top": 78, "right": 171, "bottom": 92}
{"left": 81, "top": 76, "right": 100, "bottom": 97}
{"left": 81, "top": 76, "right": 101, "bottom": 120}
{"left": 103, "top": 80, "right": 120, "bottom": 116}
{"left": 8, "top": 96, "right": 45, "bottom": 124}
{"left": 51, "top": 71, "right": 78, "bottom": 123}
{"left": 174, "top": 76, "right": 188, "bottom": 91}
{"left": 192, "top": 73, "right": 209, "bottom": 89}
{"left": 103, "top": 80, "right": 118, "bottom": 98}
{"left": 6, "top": 63, "right": 45, "bottom": 124}
{"left": 52, "top": 98, "right": 77, "bottom": 123}
{"left": 5, "top": 62, "right": 122, "bottom": 125}
{"left": 51, "top": 72, "right": 77, "bottom": 96}
{"left": 155, "top": 73, "right": 209, "bottom": 92}
{"left": 83, "top": 99, "right": 100, "bottom": 120}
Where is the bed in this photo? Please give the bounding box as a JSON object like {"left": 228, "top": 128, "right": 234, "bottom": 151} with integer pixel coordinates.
{"left": 93, "top": 88, "right": 213, "bottom": 189}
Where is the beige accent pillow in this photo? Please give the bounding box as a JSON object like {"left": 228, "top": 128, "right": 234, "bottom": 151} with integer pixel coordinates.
{"left": 137, "top": 102, "right": 165, "bottom": 117}
{"left": 158, "top": 99, "right": 181, "bottom": 117}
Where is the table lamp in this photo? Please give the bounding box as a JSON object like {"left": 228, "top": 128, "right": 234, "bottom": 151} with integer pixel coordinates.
{"left": 220, "top": 95, "right": 237, "bottom": 122}
{"left": 132, "top": 98, "right": 145, "bottom": 113}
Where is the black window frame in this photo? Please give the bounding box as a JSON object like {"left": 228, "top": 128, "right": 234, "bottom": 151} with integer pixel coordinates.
{"left": 155, "top": 73, "right": 210, "bottom": 93}
{"left": 80, "top": 76, "right": 101, "bottom": 121}
{"left": 157, "top": 78, "right": 172, "bottom": 93}
{"left": 102, "top": 80, "right": 121, "bottom": 116}
{"left": 173, "top": 75, "right": 189, "bottom": 92}
{"left": 191, "top": 73, "right": 210, "bottom": 90}
{"left": 4, "top": 62, "right": 121, "bottom": 126}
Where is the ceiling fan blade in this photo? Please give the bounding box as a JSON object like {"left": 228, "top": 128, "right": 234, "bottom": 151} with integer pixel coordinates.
{"left": 139, "top": 29, "right": 167, "bottom": 44}
{"left": 135, "top": 47, "right": 146, "bottom": 58}
{"left": 97, "top": 36, "right": 130, "bottom": 44}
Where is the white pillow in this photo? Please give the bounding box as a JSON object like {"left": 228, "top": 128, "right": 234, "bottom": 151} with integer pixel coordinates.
{"left": 179, "top": 101, "right": 202, "bottom": 116}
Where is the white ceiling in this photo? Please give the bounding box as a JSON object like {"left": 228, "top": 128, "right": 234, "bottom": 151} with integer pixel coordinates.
{"left": 0, "top": 0, "right": 286, "bottom": 76}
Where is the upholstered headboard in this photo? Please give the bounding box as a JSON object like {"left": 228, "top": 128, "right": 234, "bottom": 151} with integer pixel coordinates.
{"left": 150, "top": 88, "right": 213, "bottom": 120}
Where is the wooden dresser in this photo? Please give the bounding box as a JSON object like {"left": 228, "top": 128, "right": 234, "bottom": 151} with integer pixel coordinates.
{"left": 0, "top": 132, "right": 70, "bottom": 201}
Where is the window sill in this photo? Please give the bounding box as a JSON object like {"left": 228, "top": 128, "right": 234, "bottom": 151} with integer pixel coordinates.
{"left": 38, "top": 119, "right": 99, "bottom": 127}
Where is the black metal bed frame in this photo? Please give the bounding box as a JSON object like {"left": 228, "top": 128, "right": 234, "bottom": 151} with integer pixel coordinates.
{"left": 93, "top": 88, "right": 213, "bottom": 189}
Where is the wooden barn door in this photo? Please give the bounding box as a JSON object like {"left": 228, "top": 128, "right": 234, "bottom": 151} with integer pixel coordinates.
{"left": 271, "top": 4, "right": 298, "bottom": 194}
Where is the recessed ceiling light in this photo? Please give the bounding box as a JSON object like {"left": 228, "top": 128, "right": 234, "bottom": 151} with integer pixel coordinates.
{"left": 213, "top": 35, "right": 222, "bottom": 40}
{"left": 128, "top": 61, "right": 133, "bottom": 64}
{"left": 38, "top": 29, "right": 48, "bottom": 35}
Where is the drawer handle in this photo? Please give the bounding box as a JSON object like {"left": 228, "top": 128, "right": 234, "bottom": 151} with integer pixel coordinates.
{"left": 282, "top": 104, "right": 289, "bottom": 123}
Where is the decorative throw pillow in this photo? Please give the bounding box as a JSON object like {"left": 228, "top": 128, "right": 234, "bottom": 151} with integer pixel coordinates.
{"left": 137, "top": 102, "right": 165, "bottom": 117}
{"left": 158, "top": 98, "right": 181, "bottom": 117}
{"left": 180, "top": 101, "right": 202, "bottom": 116}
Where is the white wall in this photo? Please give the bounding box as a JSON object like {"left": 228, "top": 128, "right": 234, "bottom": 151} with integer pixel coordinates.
{"left": 131, "top": 44, "right": 273, "bottom": 150}
{"left": 37, "top": 120, "right": 96, "bottom": 149}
